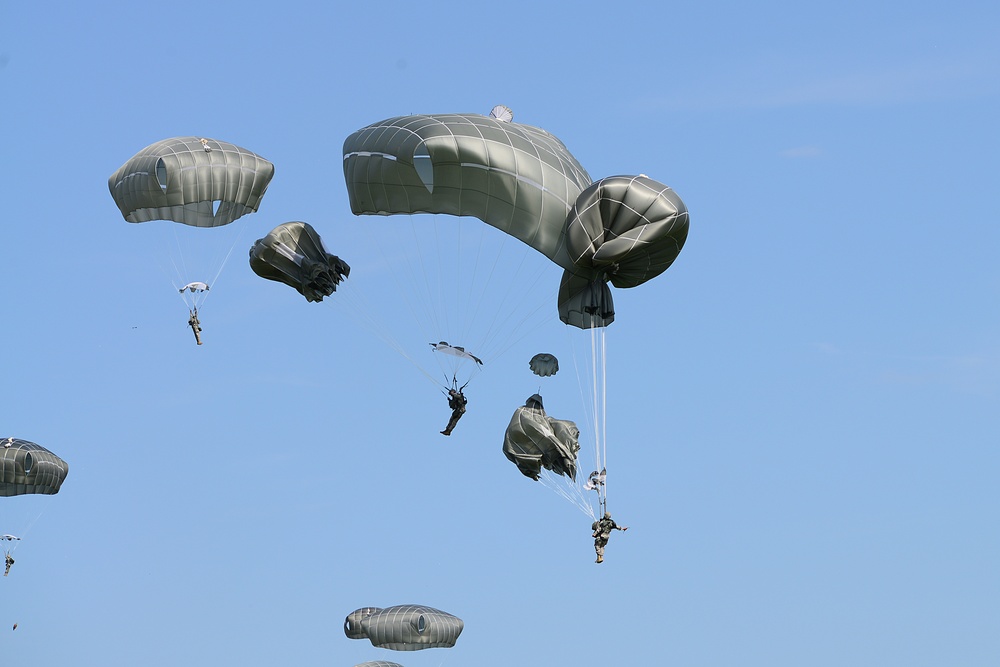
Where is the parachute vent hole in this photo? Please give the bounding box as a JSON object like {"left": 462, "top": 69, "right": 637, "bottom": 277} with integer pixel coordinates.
{"left": 413, "top": 144, "right": 433, "bottom": 193}
{"left": 22, "top": 452, "right": 33, "bottom": 474}
{"left": 417, "top": 615, "right": 426, "bottom": 633}
{"left": 212, "top": 200, "right": 222, "bottom": 217}
{"left": 155, "top": 159, "right": 168, "bottom": 193}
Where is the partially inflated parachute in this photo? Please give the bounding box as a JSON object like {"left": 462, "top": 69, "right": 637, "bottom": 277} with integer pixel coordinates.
{"left": 354, "top": 662, "right": 404, "bottom": 667}
{"left": 503, "top": 395, "right": 580, "bottom": 481}
{"left": 529, "top": 353, "right": 559, "bottom": 377}
{"left": 345, "top": 605, "right": 463, "bottom": 651}
{"left": 559, "top": 174, "right": 688, "bottom": 328}
{"left": 1, "top": 438, "right": 69, "bottom": 497}
{"left": 108, "top": 137, "right": 274, "bottom": 228}
{"left": 249, "top": 221, "right": 350, "bottom": 303}
{"left": 343, "top": 111, "right": 688, "bottom": 329}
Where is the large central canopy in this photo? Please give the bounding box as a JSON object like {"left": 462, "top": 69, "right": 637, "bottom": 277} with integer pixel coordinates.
{"left": 343, "top": 112, "right": 592, "bottom": 265}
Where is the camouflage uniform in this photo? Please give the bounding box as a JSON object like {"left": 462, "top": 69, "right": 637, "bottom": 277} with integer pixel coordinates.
{"left": 4, "top": 554, "right": 13, "bottom": 577}
{"left": 188, "top": 309, "right": 203, "bottom": 345}
{"left": 440, "top": 389, "right": 467, "bottom": 436}
{"left": 592, "top": 512, "right": 627, "bottom": 563}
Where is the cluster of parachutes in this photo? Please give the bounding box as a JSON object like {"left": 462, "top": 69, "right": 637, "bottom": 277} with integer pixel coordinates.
{"left": 107, "top": 102, "right": 688, "bottom": 495}
{"left": 104, "top": 106, "right": 687, "bottom": 658}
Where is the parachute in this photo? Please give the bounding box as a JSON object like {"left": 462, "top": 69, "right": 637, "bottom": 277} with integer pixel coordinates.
{"left": 108, "top": 137, "right": 274, "bottom": 228}
{"left": 344, "top": 605, "right": 464, "bottom": 651}
{"left": 109, "top": 136, "right": 275, "bottom": 315}
{"left": 249, "top": 221, "right": 350, "bottom": 303}
{"left": 502, "top": 394, "right": 580, "bottom": 481}
{"left": 1, "top": 438, "right": 69, "bottom": 497}
{"left": 354, "top": 663, "right": 404, "bottom": 667}
{"left": 529, "top": 353, "right": 559, "bottom": 377}
{"left": 559, "top": 174, "right": 688, "bottom": 328}
{"left": 429, "top": 342, "right": 483, "bottom": 366}
{"left": 343, "top": 112, "right": 688, "bottom": 330}
{"left": 179, "top": 281, "right": 210, "bottom": 294}
{"left": 1, "top": 438, "right": 68, "bottom": 570}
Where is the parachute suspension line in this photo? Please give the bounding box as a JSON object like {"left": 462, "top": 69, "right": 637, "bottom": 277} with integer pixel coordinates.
{"left": 3, "top": 498, "right": 51, "bottom": 555}
{"left": 597, "top": 320, "right": 608, "bottom": 511}
{"left": 473, "top": 235, "right": 555, "bottom": 363}
{"left": 538, "top": 470, "right": 594, "bottom": 519}
{"left": 328, "top": 277, "right": 446, "bottom": 391}
{"left": 205, "top": 221, "right": 253, "bottom": 299}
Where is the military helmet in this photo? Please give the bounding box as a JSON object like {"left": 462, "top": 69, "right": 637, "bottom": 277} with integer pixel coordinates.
{"left": 604, "top": 512, "right": 611, "bottom": 519}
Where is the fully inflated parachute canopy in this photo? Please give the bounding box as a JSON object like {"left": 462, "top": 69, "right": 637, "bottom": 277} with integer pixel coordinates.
{"left": 502, "top": 394, "right": 580, "bottom": 481}
{"left": 343, "top": 111, "right": 592, "bottom": 262}
{"left": 0, "top": 438, "right": 69, "bottom": 497}
{"left": 558, "top": 174, "right": 689, "bottom": 328}
{"left": 250, "top": 221, "right": 350, "bottom": 303}
{"left": 345, "top": 605, "right": 464, "bottom": 651}
{"left": 109, "top": 137, "right": 274, "bottom": 228}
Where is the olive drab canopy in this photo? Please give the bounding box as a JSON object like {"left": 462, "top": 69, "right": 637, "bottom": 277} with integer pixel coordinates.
{"left": 108, "top": 137, "right": 274, "bottom": 228}
{"left": 529, "top": 353, "right": 559, "bottom": 377}
{"left": 343, "top": 110, "right": 688, "bottom": 329}
{"left": 249, "top": 221, "right": 350, "bottom": 303}
{"left": 345, "top": 605, "right": 464, "bottom": 651}
{"left": 502, "top": 394, "right": 580, "bottom": 481}
{"left": 353, "top": 662, "right": 404, "bottom": 667}
{"left": 559, "top": 174, "right": 689, "bottom": 328}
{"left": 342, "top": 111, "right": 592, "bottom": 260}
{"left": 0, "top": 438, "right": 69, "bottom": 497}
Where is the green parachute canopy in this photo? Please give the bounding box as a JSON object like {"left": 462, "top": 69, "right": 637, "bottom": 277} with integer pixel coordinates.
{"left": 529, "top": 353, "right": 559, "bottom": 377}
{"left": 250, "top": 221, "right": 350, "bottom": 302}
{"left": 502, "top": 394, "right": 580, "bottom": 481}
{"left": 109, "top": 136, "right": 274, "bottom": 228}
{"left": 0, "top": 438, "right": 69, "bottom": 497}
{"left": 343, "top": 111, "right": 688, "bottom": 328}
{"left": 344, "top": 605, "right": 463, "bottom": 651}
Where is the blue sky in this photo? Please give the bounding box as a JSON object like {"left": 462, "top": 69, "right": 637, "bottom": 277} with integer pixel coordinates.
{"left": 1, "top": 1, "right": 998, "bottom": 665}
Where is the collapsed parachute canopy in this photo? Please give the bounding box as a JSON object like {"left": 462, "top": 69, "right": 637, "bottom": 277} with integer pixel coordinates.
{"left": 0, "top": 438, "right": 69, "bottom": 497}
{"left": 529, "top": 353, "right": 559, "bottom": 377}
{"left": 249, "top": 221, "right": 350, "bottom": 302}
{"left": 109, "top": 136, "right": 274, "bottom": 228}
{"left": 354, "top": 662, "right": 404, "bottom": 667}
{"left": 503, "top": 395, "right": 580, "bottom": 481}
{"left": 343, "top": 111, "right": 688, "bottom": 329}
{"left": 345, "top": 605, "right": 464, "bottom": 651}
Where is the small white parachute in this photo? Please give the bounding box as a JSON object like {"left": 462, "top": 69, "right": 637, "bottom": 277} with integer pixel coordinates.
{"left": 179, "top": 281, "right": 210, "bottom": 294}
{"left": 430, "top": 341, "right": 483, "bottom": 366}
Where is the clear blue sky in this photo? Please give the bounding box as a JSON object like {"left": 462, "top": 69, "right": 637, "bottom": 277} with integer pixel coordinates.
{"left": 2, "top": 1, "right": 998, "bottom": 665}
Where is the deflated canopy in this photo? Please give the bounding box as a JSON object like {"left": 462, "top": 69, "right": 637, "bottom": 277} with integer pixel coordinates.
{"left": 354, "top": 663, "right": 404, "bottom": 667}
{"left": 345, "top": 605, "right": 464, "bottom": 651}
{"left": 503, "top": 394, "right": 580, "bottom": 481}
{"left": 558, "top": 175, "right": 689, "bottom": 328}
{"left": 0, "top": 438, "right": 69, "bottom": 497}
{"left": 109, "top": 136, "right": 274, "bottom": 228}
{"left": 343, "top": 110, "right": 592, "bottom": 262}
{"left": 529, "top": 353, "right": 559, "bottom": 377}
{"left": 249, "top": 221, "right": 350, "bottom": 303}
